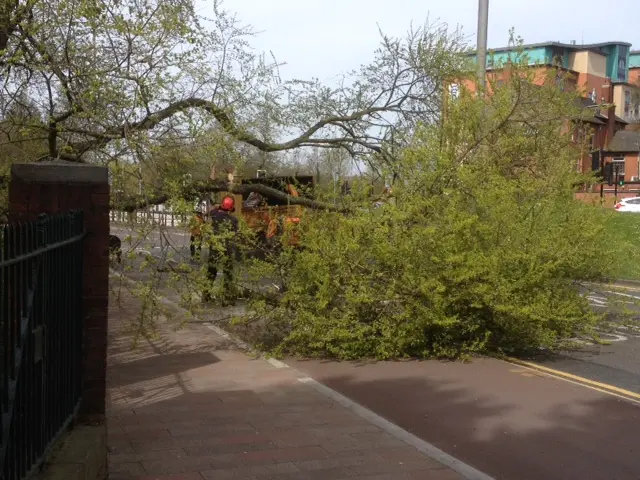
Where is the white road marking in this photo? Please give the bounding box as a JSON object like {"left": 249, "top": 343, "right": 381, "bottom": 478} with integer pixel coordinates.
{"left": 596, "top": 332, "right": 628, "bottom": 342}
{"left": 587, "top": 295, "right": 607, "bottom": 307}
{"left": 266, "top": 358, "right": 289, "bottom": 369}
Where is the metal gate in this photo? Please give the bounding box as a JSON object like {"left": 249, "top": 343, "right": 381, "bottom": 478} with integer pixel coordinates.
{"left": 0, "top": 211, "right": 85, "bottom": 480}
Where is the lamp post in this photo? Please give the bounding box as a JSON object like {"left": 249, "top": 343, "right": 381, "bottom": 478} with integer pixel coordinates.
{"left": 476, "top": 0, "right": 489, "bottom": 91}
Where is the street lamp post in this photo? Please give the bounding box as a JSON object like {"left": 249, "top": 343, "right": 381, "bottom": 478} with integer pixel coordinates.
{"left": 477, "top": 0, "right": 489, "bottom": 91}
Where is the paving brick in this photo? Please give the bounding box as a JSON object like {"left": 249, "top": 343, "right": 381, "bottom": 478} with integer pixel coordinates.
{"left": 294, "top": 452, "right": 381, "bottom": 471}
{"left": 111, "top": 413, "right": 162, "bottom": 426}
{"left": 201, "top": 462, "right": 300, "bottom": 479}
{"left": 319, "top": 436, "right": 407, "bottom": 453}
{"left": 349, "top": 457, "right": 449, "bottom": 477}
{"left": 131, "top": 432, "right": 266, "bottom": 453}
{"left": 216, "top": 432, "right": 274, "bottom": 445}
{"left": 109, "top": 461, "right": 146, "bottom": 477}
{"left": 109, "top": 448, "right": 187, "bottom": 464}
{"left": 184, "top": 440, "right": 277, "bottom": 456}
{"left": 116, "top": 429, "right": 173, "bottom": 443}
{"left": 131, "top": 474, "right": 205, "bottom": 480}
{"left": 256, "top": 466, "right": 356, "bottom": 480}
{"left": 200, "top": 469, "right": 260, "bottom": 480}
{"left": 271, "top": 434, "right": 325, "bottom": 448}
{"left": 342, "top": 471, "right": 466, "bottom": 480}
{"left": 108, "top": 440, "right": 136, "bottom": 455}
{"left": 237, "top": 445, "right": 331, "bottom": 466}
{"left": 141, "top": 453, "right": 236, "bottom": 475}
{"left": 168, "top": 422, "right": 256, "bottom": 437}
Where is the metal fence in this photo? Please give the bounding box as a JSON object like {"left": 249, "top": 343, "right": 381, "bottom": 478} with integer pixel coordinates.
{"left": 0, "top": 211, "right": 85, "bottom": 480}
{"left": 110, "top": 207, "right": 187, "bottom": 228}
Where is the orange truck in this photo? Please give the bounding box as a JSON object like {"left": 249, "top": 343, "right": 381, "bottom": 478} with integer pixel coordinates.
{"left": 235, "top": 175, "right": 314, "bottom": 247}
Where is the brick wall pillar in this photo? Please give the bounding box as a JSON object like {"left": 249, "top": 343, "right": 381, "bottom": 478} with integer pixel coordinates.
{"left": 9, "top": 160, "right": 110, "bottom": 421}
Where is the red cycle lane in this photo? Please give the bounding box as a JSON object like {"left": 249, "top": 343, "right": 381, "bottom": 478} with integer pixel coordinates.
{"left": 287, "top": 356, "right": 640, "bottom": 480}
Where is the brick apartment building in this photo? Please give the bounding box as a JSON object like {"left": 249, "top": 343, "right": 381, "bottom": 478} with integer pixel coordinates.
{"left": 458, "top": 41, "right": 640, "bottom": 197}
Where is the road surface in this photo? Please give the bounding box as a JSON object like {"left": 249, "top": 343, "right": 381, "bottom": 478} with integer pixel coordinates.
{"left": 286, "top": 356, "right": 640, "bottom": 480}
{"left": 529, "top": 285, "right": 640, "bottom": 395}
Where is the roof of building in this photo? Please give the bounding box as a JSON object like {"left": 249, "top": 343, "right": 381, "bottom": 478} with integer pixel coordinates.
{"left": 607, "top": 130, "right": 640, "bottom": 152}
{"left": 576, "top": 97, "right": 627, "bottom": 124}
{"left": 468, "top": 41, "right": 632, "bottom": 56}
{"left": 574, "top": 97, "right": 605, "bottom": 124}
{"left": 598, "top": 111, "right": 629, "bottom": 124}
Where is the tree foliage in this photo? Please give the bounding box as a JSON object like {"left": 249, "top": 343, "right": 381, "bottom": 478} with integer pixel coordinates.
{"left": 2, "top": 0, "right": 631, "bottom": 358}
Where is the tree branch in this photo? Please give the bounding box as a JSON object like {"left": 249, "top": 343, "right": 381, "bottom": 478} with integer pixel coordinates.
{"left": 116, "top": 180, "right": 349, "bottom": 213}
{"left": 67, "top": 97, "right": 389, "bottom": 160}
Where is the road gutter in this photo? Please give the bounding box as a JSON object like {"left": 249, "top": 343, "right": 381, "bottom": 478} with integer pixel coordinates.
{"left": 505, "top": 357, "right": 640, "bottom": 406}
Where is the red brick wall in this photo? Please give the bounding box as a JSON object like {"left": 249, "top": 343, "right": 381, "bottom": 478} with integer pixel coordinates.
{"left": 8, "top": 161, "right": 110, "bottom": 421}
{"left": 575, "top": 72, "right": 607, "bottom": 101}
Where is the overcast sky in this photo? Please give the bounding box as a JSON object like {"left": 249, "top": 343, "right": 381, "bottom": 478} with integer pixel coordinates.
{"left": 201, "top": 0, "right": 639, "bottom": 82}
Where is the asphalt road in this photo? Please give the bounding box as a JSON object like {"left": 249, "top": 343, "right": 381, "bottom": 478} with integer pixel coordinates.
{"left": 532, "top": 285, "right": 640, "bottom": 394}
{"left": 110, "top": 224, "right": 192, "bottom": 260}
{"left": 287, "top": 356, "right": 640, "bottom": 480}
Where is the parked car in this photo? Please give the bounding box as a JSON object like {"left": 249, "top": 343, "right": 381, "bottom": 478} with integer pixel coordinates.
{"left": 614, "top": 197, "right": 640, "bottom": 213}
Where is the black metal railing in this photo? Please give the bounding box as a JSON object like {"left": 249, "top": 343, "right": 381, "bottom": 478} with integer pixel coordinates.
{"left": 0, "top": 211, "right": 85, "bottom": 480}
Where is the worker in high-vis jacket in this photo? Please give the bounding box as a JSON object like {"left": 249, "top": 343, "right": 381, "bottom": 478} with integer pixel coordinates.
{"left": 203, "top": 195, "right": 238, "bottom": 303}
{"left": 189, "top": 210, "right": 205, "bottom": 258}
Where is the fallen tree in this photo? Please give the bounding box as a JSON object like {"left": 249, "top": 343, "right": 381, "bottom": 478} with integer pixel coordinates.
{"left": 233, "top": 66, "right": 640, "bottom": 359}
{"left": 117, "top": 180, "right": 350, "bottom": 213}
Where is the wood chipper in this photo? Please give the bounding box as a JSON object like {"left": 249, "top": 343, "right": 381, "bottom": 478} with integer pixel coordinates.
{"left": 209, "top": 167, "right": 314, "bottom": 248}
{"left": 239, "top": 175, "right": 314, "bottom": 247}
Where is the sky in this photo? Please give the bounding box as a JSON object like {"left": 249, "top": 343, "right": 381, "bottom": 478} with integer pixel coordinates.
{"left": 200, "top": 0, "right": 640, "bottom": 82}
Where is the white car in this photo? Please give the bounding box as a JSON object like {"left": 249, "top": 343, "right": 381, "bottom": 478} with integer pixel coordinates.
{"left": 614, "top": 197, "right": 640, "bottom": 212}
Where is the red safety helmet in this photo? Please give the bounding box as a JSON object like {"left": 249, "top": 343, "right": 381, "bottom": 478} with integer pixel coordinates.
{"left": 220, "top": 195, "right": 235, "bottom": 212}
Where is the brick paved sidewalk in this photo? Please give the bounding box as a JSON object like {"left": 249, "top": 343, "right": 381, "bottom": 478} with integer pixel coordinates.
{"left": 107, "top": 290, "right": 466, "bottom": 480}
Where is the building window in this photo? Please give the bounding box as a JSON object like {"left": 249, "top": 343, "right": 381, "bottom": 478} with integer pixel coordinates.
{"left": 592, "top": 151, "right": 600, "bottom": 172}
{"left": 613, "top": 157, "right": 626, "bottom": 180}
{"left": 551, "top": 48, "right": 564, "bottom": 66}
{"left": 625, "top": 89, "right": 631, "bottom": 117}
{"left": 448, "top": 83, "right": 459, "bottom": 99}
{"left": 618, "top": 46, "right": 629, "bottom": 82}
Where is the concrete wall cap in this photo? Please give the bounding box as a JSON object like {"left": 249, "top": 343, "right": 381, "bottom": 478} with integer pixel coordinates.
{"left": 11, "top": 161, "right": 108, "bottom": 184}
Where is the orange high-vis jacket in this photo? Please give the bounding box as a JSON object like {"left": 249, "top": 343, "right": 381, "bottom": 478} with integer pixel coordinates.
{"left": 190, "top": 214, "right": 204, "bottom": 236}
